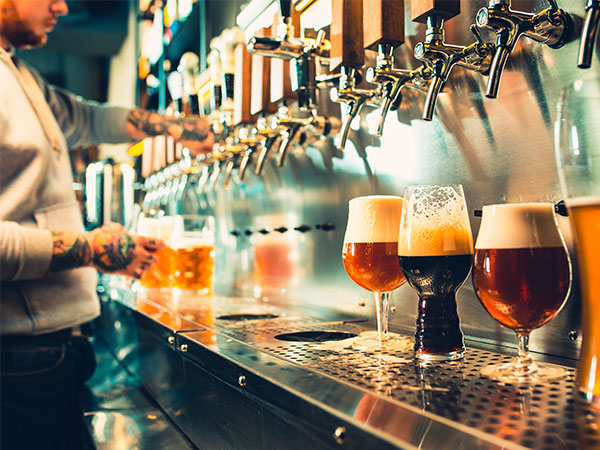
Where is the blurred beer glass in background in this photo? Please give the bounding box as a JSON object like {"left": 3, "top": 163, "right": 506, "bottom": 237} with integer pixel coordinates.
{"left": 555, "top": 74, "right": 600, "bottom": 405}
{"left": 472, "top": 203, "right": 572, "bottom": 383}
{"left": 342, "top": 196, "right": 406, "bottom": 346}
{"left": 171, "top": 215, "right": 215, "bottom": 294}
{"left": 398, "top": 185, "right": 473, "bottom": 361}
{"left": 136, "top": 215, "right": 177, "bottom": 290}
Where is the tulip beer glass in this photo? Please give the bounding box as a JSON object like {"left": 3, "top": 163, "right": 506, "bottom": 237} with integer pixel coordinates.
{"left": 170, "top": 214, "right": 215, "bottom": 294}
{"left": 398, "top": 185, "right": 473, "bottom": 361}
{"left": 473, "top": 203, "right": 572, "bottom": 383}
{"left": 555, "top": 73, "right": 600, "bottom": 404}
{"left": 342, "top": 196, "right": 406, "bottom": 344}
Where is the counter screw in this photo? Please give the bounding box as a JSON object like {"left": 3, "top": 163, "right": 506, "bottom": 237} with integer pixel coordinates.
{"left": 390, "top": 306, "right": 397, "bottom": 314}
{"left": 333, "top": 426, "right": 346, "bottom": 444}
{"left": 238, "top": 375, "right": 247, "bottom": 387}
{"left": 180, "top": 344, "right": 188, "bottom": 352}
{"left": 358, "top": 301, "right": 366, "bottom": 307}
{"left": 168, "top": 336, "right": 175, "bottom": 345}
{"left": 568, "top": 330, "right": 578, "bottom": 341}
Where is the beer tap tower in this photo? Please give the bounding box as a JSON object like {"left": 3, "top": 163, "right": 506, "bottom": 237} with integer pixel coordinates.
{"left": 247, "top": 0, "right": 337, "bottom": 169}
{"left": 328, "top": 0, "right": 378, "bottom": 151}
{"left": 362, "top": 0, "right": 428, "bottom": 137}
{"left": 412, "top": 1, "right": 494, "bottom": 121}
{"left": 475, "top": 0, "right": 574, "bottom": 98}
{"left": 578, "top": 0, "right": 600, "bottom": 68}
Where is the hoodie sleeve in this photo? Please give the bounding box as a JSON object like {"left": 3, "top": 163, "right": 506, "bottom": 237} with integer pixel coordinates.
{"left": 0, "top": 221, "right": 53, "bottom": 281}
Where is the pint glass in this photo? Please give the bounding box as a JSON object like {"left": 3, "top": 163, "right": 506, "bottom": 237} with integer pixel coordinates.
{"left": 555, "top": 74, "right": 600, "bottom": 405}
{"left": 398, "top": 185, "right": 473, "bottom": 361}
{"left": 136, "top": 215, "right": 176, "bottom": 290}
{"left": 171, "top": 215, "right": 215, "bottom": 294}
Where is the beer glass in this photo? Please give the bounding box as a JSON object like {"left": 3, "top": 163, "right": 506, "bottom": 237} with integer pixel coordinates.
{"left": 398, "top": 185, "right": 473, "bottom": 361}
{"left": 342, "top": 196, "right": 406, "bottom": 344}
{"left": 136, "top": 215, "right": 176, "bottom": 290}
{"left": 170, "top": 214, "right": 215, "bottom": 294}
{"left": 473, "top": 203, "right": 572, "bottom": 383}
{"left": 555, "top": 73, "right": 600, "bottom": 404}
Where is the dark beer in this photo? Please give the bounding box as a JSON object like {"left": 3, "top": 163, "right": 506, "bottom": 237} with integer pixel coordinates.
{"left": 473, "top": 247, "right": 571, "bottom": 333}
{"left": 400, "top": 254, "right": 472, "bottom": 357}
{"left": 343, "top": 242, "right": 406, "bottom": 292}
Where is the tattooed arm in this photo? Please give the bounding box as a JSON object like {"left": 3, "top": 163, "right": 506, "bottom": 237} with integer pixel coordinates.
{"left": 50, "top": 223, "right": 165, "bottom": 279}
{"left": 126, "top": 109, "right": 214, "bottom": 156}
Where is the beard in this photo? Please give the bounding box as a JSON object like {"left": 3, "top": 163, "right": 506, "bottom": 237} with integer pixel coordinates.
{"left": 0, "top": 0, "right": 47, "bottom": 48}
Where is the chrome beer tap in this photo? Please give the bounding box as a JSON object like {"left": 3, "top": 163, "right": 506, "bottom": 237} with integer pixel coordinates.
{"left": 476, "top": 0, "right": 574, "bottom": 98}
{"left": 578, "top": 0, "right": 600, "bottom": 68}
{"left": 365, "top": 44, "right": 430, "bottom": 134}
{"left": 254, "top": 116, "right": 282, "bottom": 175}
{"left": 414, "top": 19, "right": 494, "bottom": 121}
{"left": 330, "top": 66, "right": 378, "bottom": 150}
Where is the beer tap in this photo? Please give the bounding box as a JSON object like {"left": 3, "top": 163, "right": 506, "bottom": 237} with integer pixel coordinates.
{"left": 362, "top": 0, "right": 427, "bottom": 136}
{"left": 476, "top": 0, "right": 574, "bottom": 98}
{"left": 412, "top": 2, "right": 494, "bottom": 121}
{"left": 328, "top": 0, "right": 378, "bottom": 151}
{"left": 254, "top": 116, "right": 282, "bottom": 175}
{"left": 578, "top": 0, "right": 600, "bottom": 68}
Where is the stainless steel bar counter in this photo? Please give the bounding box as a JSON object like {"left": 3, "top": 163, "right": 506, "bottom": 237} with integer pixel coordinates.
{"left": 93, "top": 277, "right": 600, "bottom": 450}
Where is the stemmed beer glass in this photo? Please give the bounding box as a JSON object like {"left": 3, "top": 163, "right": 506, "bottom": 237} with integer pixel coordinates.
{"left": 398, "top": 185, "right": 474, "bottom": 361}
{"left": 342, "top": 196, "right": 406, "bottom": 346}
{"left": 472, "top": 203, "right": 572, "bottom": 383}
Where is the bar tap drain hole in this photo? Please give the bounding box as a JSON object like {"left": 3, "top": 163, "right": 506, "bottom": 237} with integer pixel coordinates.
{"left": 274, "top": 331, "right": 358, "bottom": 342}
{"left": 217, "top": 314, "right": 279, "bottom": 321}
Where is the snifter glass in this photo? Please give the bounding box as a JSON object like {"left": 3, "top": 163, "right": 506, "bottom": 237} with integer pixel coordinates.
{"left": 555, "top": 73, "right": 600, "bottom": 404}
{"left": 398, "top": 185, "right": 473, "bottom": 361}
{"left": 342, "top": 195, "right": 406, "bottom": 346}
{"left": 472, "top": 203, "right": 572, "bottom": 384}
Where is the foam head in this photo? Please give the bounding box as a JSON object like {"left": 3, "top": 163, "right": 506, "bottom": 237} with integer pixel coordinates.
{"left": 344, "top": 195, "right": 404, "bottom": 243}
{"left": 398, "top": 185, "right": 473, "bottom": 256}
{"left": 475, "top": 203, "right": 565, "bottom": 249}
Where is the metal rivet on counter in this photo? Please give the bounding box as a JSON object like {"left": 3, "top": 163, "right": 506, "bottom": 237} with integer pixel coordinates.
{"left": 568, "top": 330, "right": 578, "bottom": 341}
{"left": 168, "top": 335, "right": 175, "bottom": 345}
{"left": 238, "top": 375, "right": 247, "bottom": 387}
{"left": 358, "top": 301, "right": 366, "bottom": 307}
{"left": 391, "top": 306, "right": 397, "bottom": 314}
{"left": 333, "top": 426, "right": 346, "bottom": 445}
{"left": 180, "top": 344, "right": 188, "bottom": 352}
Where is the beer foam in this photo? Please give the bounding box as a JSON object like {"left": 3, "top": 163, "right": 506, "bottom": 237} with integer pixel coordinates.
{"left": 398, "top": 186, "right": 473, "bottom": 256}
{"left": 566, "top": 195, "right": 600, "bottom": 208}
{"left": 343, "top": 196, "right": 403, "bottom": 243}
{"left": 475, "top": 203, "right": 565, "bottom": 249}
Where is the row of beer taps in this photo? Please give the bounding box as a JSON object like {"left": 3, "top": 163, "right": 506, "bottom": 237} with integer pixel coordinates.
{"left": 143, "top": 0, "right": 597, "bottom": 209}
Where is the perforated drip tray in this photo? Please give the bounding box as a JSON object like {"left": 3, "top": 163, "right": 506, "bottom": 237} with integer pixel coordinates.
{"left": 237, "top": 322, "right": 599, "bottom": 450}
{"left": 274, "top": 331, "right": 358, "bottom": 342}
{"left": 217, "top": 313, "right": 280, "bottom": 321}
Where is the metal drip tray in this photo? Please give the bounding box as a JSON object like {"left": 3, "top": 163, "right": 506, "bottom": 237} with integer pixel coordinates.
{"left": 249, "top": 325, "right": 596, "bottom": 450}
{"left": 217, "top": 313, "right": 280, "bottom": 321}
{"left": 274, "top": 331, "right": 358, "bottom": 342}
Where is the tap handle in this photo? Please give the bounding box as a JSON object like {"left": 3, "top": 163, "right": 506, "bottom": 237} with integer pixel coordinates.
{"left": 278, "top": 0, "right": 292, "bottom": 21}
{"left": 330, "top": 0, "right": 365, "bottom": 72}
{"left": 363, "top": 0, "right": 405, "bottom": 50}
{"left": 578, "top": 0, "right": 600, "bottom": 68}
{"left": 470, "top": 24, "right": 485, "bottom": 45}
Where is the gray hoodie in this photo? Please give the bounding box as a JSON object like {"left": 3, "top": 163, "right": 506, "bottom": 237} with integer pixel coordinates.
{"left": 0, "top": 51, "right": 134, "bottom": 335}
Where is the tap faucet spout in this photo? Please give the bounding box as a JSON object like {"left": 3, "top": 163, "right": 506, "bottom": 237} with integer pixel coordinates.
{"left": 578, "top": 0, "right": 600, "bottom": 68}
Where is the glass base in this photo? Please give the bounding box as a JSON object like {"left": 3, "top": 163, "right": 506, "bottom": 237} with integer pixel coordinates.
{"left": 416, "top": 348, "right": 465, "bottom": 362}
{"left": 351, "top": 331, "right": 413, "bottom": 352}
{"left": 481, "top": 359, "right": 568, "bottom": 384}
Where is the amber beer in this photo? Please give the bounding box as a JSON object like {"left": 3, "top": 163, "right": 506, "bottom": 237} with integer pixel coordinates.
{"left": 173, "top": 241, "right": 214, "bottom": 293}
{"left": 567, "top": 197, "right": 600, "bottom": 405}
{"left": 342, "top": 195, "right": 406, "bottom": 340}
{"left": 398, "top": 185, "right": 473, "bottom": 361}
{"left": 137, "top": 216, "right": 176, "bottom": 290}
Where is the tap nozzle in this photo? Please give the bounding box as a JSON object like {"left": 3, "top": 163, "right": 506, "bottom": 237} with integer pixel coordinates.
{"left": 477, "top": 0, "right": 574, "bottom": 98}
{"left": 276, "top": 116, "right": 310, "bottom": 167}
{"left": 578, "top": 0, "right": 600, "bottom": 68}
{"left": 415, "top": 18, "right": 494, "bottom": 121}
{"left": 330, "top": 66, "right": 378, "bottom": 150}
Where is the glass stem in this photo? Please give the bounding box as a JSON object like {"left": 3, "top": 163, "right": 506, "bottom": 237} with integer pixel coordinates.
{"left": 373, "top": 291, "right": 390, "bottom": 340}
{"left": 515, "top": 332, "right": 533, "bottom": 374}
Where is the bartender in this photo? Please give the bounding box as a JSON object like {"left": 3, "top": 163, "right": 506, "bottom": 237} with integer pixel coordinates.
{"left": 0, "top": 0, "right": 214, "bottom": 449}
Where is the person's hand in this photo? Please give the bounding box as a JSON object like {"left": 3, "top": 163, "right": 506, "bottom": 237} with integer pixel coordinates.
{"left": 86, "top": 222, "right": 165, "bottom": 279}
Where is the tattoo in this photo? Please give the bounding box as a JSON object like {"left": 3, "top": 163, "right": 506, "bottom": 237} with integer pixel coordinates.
{"left": 127, "top": 109, "right": 210, "bottom": 142}
{"left": 91, "top": 231, "right": 136, "bottom": 272}
{"left": 50, "top": 232, "right": 92, "bottom": 271}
